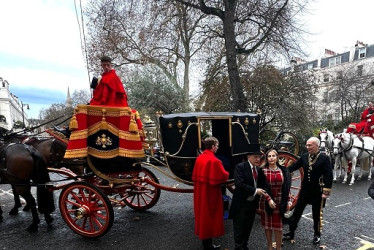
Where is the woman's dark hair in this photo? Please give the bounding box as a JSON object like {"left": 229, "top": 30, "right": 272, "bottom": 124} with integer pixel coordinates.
{"left": 203, "top": 137, "right": 219, "bottom": 150}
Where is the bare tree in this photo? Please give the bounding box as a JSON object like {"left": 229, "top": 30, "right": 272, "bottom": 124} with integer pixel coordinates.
{"left": 84, "top": 1, "right": 207, "bottom": 109}
{"left": 324, "top": 61, "right": 374, "bottom": 124}
{"left": 171, "top": 0, "right": 309, "bottom": 112}
{"left": 126, "top": 66, "right": 185, "bottom": 116}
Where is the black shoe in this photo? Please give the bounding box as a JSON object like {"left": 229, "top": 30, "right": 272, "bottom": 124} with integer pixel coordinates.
{"left": 313, "top": 235, "right": 321, "bottom": 245}
{"left": 204, "top": 244, "right": 221, "bottom": 250}
{"left": 283, "top": 231, "right": 294, "bottom": 240}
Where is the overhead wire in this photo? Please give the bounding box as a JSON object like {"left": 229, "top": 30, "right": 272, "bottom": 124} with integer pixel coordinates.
{"left": 74, "top": 0, "right": 92, "bottom": 95}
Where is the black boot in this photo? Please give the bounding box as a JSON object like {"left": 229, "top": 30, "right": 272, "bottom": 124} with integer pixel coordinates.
{"left": 283, "top": 231, "right": 295, "bottom": 241}
{"left": 313, "top": 233, "right": 321, "bottom": 244}
{"left": 202, "top": 239, "right": 221, "bottom": 250}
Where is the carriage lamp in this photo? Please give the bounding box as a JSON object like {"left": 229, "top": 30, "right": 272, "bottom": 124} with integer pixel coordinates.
{"left": 143, "top": 116, "right": 158, "bottom": 157}
{"left": 21, "top": 101, "right": 30, "bottom": 128}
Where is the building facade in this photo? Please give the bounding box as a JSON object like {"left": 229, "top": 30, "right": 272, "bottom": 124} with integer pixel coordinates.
{"left": 0, "top": 77, "right": 29, "bottom": 131}
{"left": 281, "top": 41, "right": 374, "bottom": 123}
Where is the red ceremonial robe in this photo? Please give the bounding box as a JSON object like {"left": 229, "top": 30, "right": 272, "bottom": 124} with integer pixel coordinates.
{"left": 192, "top": 150, "right": 229, "bottom": 240}
{"left": 90, "top": 69, "right": 128, "bottom": 106}
{"left": 347, "top": 107, "right": 374, "bottom": 134}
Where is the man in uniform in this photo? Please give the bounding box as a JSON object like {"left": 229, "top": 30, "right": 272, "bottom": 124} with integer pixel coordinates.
{"left": 283, "top": 137, "right": 333, "bottom": 245}
{"left": 90, "top": 56, "right": 128, "bottom": 106}
{"left": 192, "top": 137, "right": 229, "bottom": 250}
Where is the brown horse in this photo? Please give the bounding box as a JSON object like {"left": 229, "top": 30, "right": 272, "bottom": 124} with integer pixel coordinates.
{"left": 0, "top": 143, "right": 55, "bottom": 231}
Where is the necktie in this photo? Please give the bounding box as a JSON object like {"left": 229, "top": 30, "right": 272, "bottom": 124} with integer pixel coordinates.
{"left": 252, "top": 167, "right": 257, "bottom": 181}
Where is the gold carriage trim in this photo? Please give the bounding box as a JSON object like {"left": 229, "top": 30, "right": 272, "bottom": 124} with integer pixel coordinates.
{"left": 322, "top": 188, "right": 331, "bottom": 196}
{"left": 85, "top": 122, "right": 140, "bottom": 141}
{"left": 118, "top": 130, "right": 141, "bottom": 141}
{"left": 88, "top": 147, "right": 145, "bottom": 159}
{"left": 64, "top": 148, "right": 88, "bottom": 158}
{"left": 69, "top": 129, "right": 88, "bottom": 140}
{"left": 348, "top": 124, "right": 356, "bottom": 129}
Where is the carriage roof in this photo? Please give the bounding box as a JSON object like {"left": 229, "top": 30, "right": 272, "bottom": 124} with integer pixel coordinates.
{"left": 160, "top": 111, "right": 258, "bottom": 119}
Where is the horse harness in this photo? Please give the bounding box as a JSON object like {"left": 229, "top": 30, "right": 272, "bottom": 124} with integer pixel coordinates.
{"left": 340, "top": 133, "right": 374, "bottom": 159}
{"left": 0, "top": 143, "right": 39, "bottom": 183}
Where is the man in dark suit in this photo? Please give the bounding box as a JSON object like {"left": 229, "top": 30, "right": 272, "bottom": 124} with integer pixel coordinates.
{"left": 283, "top": 137, "right": 333, "bottom": 245}
{"left": 229, "top": 150, "right": 269, "bottom": 250}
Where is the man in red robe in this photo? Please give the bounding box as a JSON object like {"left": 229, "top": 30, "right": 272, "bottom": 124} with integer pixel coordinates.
{"left": 347, "top": 102, "right": 374, "bottom": 134}
{"left": 90, "top": 56, "right": 128, "bottom": 106}
{"left": 192, "top": 137, "right": 229, "bottom": 250}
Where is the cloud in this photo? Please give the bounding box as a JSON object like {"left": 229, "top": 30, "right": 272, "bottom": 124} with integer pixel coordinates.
{"left": 0, "top": 0, "right": 90, "bottom": 118}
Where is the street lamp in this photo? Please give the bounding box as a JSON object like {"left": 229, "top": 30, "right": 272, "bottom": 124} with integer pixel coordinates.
{"left": 21, "top": 101, "right": 30, "bottom": 128}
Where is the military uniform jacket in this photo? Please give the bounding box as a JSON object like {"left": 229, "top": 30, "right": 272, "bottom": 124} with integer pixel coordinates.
{"left": 288, "top": 152, "right": 333, "bottom": 202}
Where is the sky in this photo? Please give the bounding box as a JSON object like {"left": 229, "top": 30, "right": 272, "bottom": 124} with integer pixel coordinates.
{"left": 1, "top": 0, "right": 374, "bottom": 118}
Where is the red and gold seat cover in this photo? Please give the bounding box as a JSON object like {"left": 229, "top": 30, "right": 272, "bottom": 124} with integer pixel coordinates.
{"left": 64, "top": 104, "right": 145, "bottom": 159}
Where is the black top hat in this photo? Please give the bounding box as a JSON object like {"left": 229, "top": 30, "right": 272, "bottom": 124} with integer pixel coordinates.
{"left": 247, "top": 150, "right": 263, "bottom": 156}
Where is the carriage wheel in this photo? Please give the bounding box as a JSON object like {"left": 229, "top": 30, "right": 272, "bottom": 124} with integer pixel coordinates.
{"left": 259, "top": 129, "right": 277, "bottom": 151}
{"left": 122, "top": 167, "right": 161, "bottom": 211}
{"left": 278, "top": 151, "right": 303, "bottom": 210}
{"left": 59, "top": 181, "right": 114, "bottom": 238}
{"left": 277, "top": 132, "right": 300, "bottom": 156}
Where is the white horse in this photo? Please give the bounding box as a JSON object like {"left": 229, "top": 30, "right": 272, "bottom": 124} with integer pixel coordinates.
{"left": 319, "top": 128, "right": 334, "bottom": 152}
{"left": 331, "top": 134, "right": 348, "bottom": 182}
{"left": 332, "top": 132, "right": 374, "bottom": 185}
{"left": 319, "top": 129, "right": 347, "bottom": 183}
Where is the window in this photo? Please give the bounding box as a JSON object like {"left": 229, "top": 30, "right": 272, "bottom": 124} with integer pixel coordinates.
{"left": 307, "top": 63, "right": 313, "bottom": 70}
{"left": 357, "top": 65, "right": 363, "bottom": 76}
{"left": 329, "top": 56, "right": 341, "bottom": 67}
{"left": 359, "top": 48, "right": 366, "bottom": 58}
{"left": 323, "top": 73, "right": 330, "bottom": 82}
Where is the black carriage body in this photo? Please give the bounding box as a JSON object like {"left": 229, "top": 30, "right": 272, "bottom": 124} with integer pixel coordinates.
{"left": 159, "top": 112, "right": 260, "bottom": 183}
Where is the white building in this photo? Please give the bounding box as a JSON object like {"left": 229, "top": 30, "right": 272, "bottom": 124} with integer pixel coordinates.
{"left": 0, "top": 77, "right": 29, "bottom": 131}
{"left": 282, "top": 41, "right": 374, "bottom": 122}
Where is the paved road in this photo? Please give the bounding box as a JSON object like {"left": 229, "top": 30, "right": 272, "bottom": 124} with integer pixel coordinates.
{"left": 1, "top": 167, "right": 374, "bottom": 250}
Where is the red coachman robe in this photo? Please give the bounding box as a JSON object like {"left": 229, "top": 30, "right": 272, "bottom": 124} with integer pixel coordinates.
{"left": 90, "top": 69, "right": 128, "bottom": 106}
{"left": 347, "top": 107, "right": 374, "bottom": 134}
{"left": 192, "top": 150, "right": 229, "bottom": 240}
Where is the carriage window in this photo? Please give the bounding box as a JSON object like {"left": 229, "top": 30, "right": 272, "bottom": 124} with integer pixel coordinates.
{"left": 199, "top": 118, "right": 230, "bottom": 157}
{"left": 199, "top": 120, "right": 212, "bottom": 140}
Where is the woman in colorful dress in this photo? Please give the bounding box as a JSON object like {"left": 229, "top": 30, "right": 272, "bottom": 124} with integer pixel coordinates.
{"left": 259, "top": 149, "right": 292, "bottom": 250}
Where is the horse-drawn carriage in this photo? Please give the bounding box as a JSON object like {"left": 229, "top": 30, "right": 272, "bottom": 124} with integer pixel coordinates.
{"left": 0, "top": 106, "right": 304, "bottom": 238}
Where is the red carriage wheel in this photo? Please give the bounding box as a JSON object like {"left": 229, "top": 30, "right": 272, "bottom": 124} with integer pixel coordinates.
{"left": 123, "top": 167, "right": 161, "bottom": 211}
{"left": 59, "top": 181, "right": 114, "bottom": 238}
{"left": 278, "top": 151, "right": 303, "bottom": 210}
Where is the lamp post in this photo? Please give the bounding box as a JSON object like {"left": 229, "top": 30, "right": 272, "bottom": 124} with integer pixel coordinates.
{"left": 21, "top": 101, "right": 30, "bottom": 128}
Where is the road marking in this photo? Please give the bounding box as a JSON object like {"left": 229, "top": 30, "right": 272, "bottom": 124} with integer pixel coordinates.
{"left": 363, "top": 197, "right": 371, "bottom": 200}
{"left": 302, "top": 212, "right": 329, "bottom": 224}
{"left": 355, "top": 236, "right": 374, "bottom": 250}
{"left": 334, "top": 202, "right": 351, "bottom": 208}
{"left": 0, "top": 188, "right": 26, "bottom": 204}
